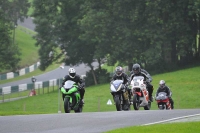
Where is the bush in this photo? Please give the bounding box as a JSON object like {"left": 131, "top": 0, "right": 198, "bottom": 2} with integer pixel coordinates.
{"left": 85, "top": 68, "right": 110, "bottom": 87}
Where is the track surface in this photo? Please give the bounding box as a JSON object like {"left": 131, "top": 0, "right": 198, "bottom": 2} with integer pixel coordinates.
{"left": 0, "top": 109, "right": 200, "bottom": 133}
{"left": 0, "top": 62, "right": 98, "bottom": 88}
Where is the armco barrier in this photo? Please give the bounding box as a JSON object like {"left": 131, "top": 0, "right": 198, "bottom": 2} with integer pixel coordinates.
{"left": 0, "top": 78, "right": 63, "bottom": 95}
{"left": 0, "top": 62, "right": 40, "bottom": 80}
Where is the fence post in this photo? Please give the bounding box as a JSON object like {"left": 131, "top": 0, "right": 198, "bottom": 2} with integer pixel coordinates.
{"left": 38, "top": 84, "right": 40, "bottom": 95}
{"left": 53, "top": 82, "right": 54, "bottom": 92}
{"left": 2, "top": 92, "right": 4, "bottom": 103}
{"left": 98, "top": 97, "right": 101, "bottom": 112}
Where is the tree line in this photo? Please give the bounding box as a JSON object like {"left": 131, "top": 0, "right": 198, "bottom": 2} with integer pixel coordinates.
{"left": 31, "top": 0, "right": 199, "bottom": 84}
{"left": 1, "top": 0, "right": 199, "bottom": 85}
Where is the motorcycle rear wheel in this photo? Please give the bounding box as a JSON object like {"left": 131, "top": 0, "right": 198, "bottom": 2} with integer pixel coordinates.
{"left": 114, "top": 96, "right": 122, "bottom": 111}
{"left": 64, "top": 98, "right": 71, "bottom": 113}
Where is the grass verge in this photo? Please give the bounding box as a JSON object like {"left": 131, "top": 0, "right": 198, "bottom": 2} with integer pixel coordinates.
{"left": 0, "top": 66, "right": 200, "bottom": 115}
{"left": 105, "top": 121, "right": 200, "bottom": 133}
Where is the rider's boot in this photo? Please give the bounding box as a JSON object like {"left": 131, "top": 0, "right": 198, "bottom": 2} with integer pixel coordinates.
{"left": 123, "top": 100, "right": 129, "bottom": 110}
{"left": 149, "top": 95, "right": 153, "bottom": 102}
{"left": 128, "top": 89, "right": 132, "bottom": 100}
{"left": 80, "top": 99, "right": 84, "bottom": 105}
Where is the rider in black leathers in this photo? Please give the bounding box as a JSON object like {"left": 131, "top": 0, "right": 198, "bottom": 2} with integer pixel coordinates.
{"left": 156, "top": 80, "right": 174, "bottom": 109}
{"left": 130, "top": 63, "right": 154, "bottom": 102}
{"left": 61, "top": 68, "right": 85, "bottom": 104}
{"left": 111, "top": 66, "right": 132, "bottom": 100}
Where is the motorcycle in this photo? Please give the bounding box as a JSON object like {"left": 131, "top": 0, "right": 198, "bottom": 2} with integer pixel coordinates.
{"left": 130, "top": 76, "right": 151, "bottom": 110}
{"left": 155, "top": 92, "right": 171, "bottom": 110}
{"left": 61, "top": 80, "right": 83, "bottom": 113}
{"left": 110, "top": 80, "right": 131, "bottom": 111}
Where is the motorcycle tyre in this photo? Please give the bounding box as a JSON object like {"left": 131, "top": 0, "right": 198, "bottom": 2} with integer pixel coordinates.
{"left": 144, "top": 101, "right": 151, "bottom": 110}
{"left": 64, "top": 98, "right": 71, "bottom": 113}
{"left": 158, "top": 104, "right": 165, "bottom": 110}
{"left": 74, "top": 105, "right": 83, "bottom": 113}
{"left": 114, "top": 96, "right": 122, "bottom": 111}
{"left": 133, "top": 94, "right": 140, "bottom": 110}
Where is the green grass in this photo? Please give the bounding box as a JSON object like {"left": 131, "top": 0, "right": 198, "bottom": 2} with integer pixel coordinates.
{"left": 0, "top": 66, "right": 200, "bottom": 115}
{"left": 0, "top": 26, "right": 61, "bottom": 84}
{"left": 16, "top": 26, "right": 39, "bottom": 67}
{"left": 0, "top": 26, "right": 39, "bottom": 73}
{"left": 105, "top": 121, "right": 200, "bottom": 133}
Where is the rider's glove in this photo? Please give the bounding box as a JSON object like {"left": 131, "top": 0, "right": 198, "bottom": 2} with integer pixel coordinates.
{"left": 79, "top": 84, "right": 84, "bottom": 89}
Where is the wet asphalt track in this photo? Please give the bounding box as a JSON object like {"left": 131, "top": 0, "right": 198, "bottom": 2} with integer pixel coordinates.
{"left": 0, "top": 109, "right": 200, "bottom": 133}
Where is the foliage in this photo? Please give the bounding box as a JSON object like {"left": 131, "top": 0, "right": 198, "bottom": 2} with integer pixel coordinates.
{"left": 31, "top": 0, "right": 200, "bottom": 81}
{"left": 85, "top": 68, "right": 110, "bottom": 86}
{"left": 0, "top": 0, "right": 30, "bottom": 71}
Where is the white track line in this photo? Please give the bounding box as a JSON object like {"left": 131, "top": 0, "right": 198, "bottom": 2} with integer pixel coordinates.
{"left": 142, "top": 113, "right": 200, "bottom": 126}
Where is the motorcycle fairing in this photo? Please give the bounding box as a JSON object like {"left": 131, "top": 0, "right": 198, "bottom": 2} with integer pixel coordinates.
{"left": 110, "top": 80, "right": 124, "bottom": 92}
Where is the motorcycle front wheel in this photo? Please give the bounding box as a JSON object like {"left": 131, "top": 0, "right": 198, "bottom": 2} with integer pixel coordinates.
{"left": 64, "top": 98, "right": 71, "bottom": 113}
{"left": 114, "top": 96, "right": 122, "bottom": 111}
{"left": 133, "top": 94, "right": 140, "bottom": 110}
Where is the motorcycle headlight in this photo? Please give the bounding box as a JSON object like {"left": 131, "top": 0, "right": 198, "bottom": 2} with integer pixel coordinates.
{"left": 134, "top": 82, "right": 139, "bottom": 86}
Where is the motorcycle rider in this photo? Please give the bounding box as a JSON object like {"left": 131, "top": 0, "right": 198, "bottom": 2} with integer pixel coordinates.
{"left": 156, "top": 80, "right": 174, "bottom": 109}
{"left": 111, "top": 66, "right": 132, "bottom": 101}
{"left": 61, "top": 68, "right": 85, "bottom": 104}
{"left": 130, "top": 63, "right": 154, "bottom": 102}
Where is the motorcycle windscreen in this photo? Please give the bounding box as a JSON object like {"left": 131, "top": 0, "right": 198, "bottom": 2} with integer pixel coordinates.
{"left": 110, "top": 80, "right": 123, "bottom": 91}
{"left": 133, "top": 76, "right": 144, "bottom": 81}
{"left": 157, "top": 92, "right": 168, "bottom": 100}
{"left": 64, "top": 80, "right": 76, "bottom": 89}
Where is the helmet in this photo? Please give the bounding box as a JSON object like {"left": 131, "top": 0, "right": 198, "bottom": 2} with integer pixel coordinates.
{"left": 159, "top": 80, "right": 165, "bottom": 88}
{"left": 115, "top": 66, "right": 123, "bottom": 76}
{"left": 69, "top": 68, "right": 76, "bottom": 78}
{"left": 132, "top": 63, "right": 141, "bottom": 74}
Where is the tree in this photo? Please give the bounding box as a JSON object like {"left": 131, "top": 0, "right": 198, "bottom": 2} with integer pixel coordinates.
{"left": 0, "top": 0, "right": 29, "bottom": 72}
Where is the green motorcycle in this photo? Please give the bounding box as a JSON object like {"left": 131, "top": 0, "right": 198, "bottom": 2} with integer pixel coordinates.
{"left": 61, "top": 80, "right": 83, "bottom": 113}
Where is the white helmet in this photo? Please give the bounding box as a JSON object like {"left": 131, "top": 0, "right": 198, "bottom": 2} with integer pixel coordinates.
{"left": 68, "top": 68, "right": 76, "bottom": 78}
{"left": 159, "top": 80, "right": 165, "bottom": 88}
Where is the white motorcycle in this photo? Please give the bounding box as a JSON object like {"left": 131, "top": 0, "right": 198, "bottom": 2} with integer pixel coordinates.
{"left": 130, "top": 76, "right": 151, "bottom": 110}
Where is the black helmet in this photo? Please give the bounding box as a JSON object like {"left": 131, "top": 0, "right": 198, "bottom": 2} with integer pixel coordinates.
{"left": 68, "top": 68, "right": 76, "bottom": 78}
{"left": 115, "top": 66, "right": 123, "bottom": 76}
{"left": 132, "top": 63, "right": 141, "bottom": 74}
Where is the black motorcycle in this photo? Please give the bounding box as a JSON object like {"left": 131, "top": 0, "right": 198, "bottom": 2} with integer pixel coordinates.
{"left": 110, "top": 80, "right": 131, "bottom": 111}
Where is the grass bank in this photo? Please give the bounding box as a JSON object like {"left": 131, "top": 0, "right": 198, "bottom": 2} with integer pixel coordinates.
{"left": 105, "top": 121, "right": 200, "bottom": 133}
{"left": 0, "top": 66, "right": 200, "bottom": 115}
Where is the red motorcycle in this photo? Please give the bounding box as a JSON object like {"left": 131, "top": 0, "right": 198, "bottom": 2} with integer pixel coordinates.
{"left": 156, "top": 92, "right": 171, "bottom": 110}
